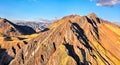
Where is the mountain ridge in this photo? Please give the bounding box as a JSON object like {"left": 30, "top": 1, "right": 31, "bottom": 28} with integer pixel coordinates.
{"left": 0, "top": 18, "right": 36, "bottom": 36}
{"left": 0, "top": 13, "right": 120, "bottom": 65}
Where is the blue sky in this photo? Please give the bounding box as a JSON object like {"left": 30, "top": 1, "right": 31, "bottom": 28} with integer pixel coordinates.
{"left": 0, "top": 0, "right": 120, "bottom": 22}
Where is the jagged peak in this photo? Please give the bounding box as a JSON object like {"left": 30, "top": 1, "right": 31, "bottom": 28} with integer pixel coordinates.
{"left": 49, "top": 14, "right": 81, "bottom": 29}
{"left": 62, "top": 14, "right": 81, "bottom": 19}
{"left": 49, "top": 13, "right": 100, "bottom": 29}
{"left": 87, "top": 13, "right": 98, "bottom": 18}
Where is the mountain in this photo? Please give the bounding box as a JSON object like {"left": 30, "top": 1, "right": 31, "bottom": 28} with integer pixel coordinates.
{"left": 114, "top": 22, "right": 120, "bottom": 26}
{"left": 0, "top": 18, "right": 36, "bottom": 36}
{"left": 13, "top": 19, "right": 52, "bottom": 32}
{"left": 0, "top": 13, "right": 120, "bottom": 65}
{"left": 16, "top": 22, "right": 50, "bottom": 32}
{"left": 13, "top": 18, "right": 52, "bottom": 23}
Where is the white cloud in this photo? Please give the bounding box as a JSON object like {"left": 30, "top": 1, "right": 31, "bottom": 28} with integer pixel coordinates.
{"left": 96, "top": 0, "right": 120, "bottom": 6}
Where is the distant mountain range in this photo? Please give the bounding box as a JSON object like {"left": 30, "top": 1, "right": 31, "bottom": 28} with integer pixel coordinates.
{"left": 13, "top": 18, "right": 58, "bottom": 23}
{"left": 16, "top": 22, "right": 50, "bottom": 32}
{"left": 13, "top": 19, "right": 56, "bottom": 31}
{"left": 114, "top": 22, "right": 120, "bottom": 26}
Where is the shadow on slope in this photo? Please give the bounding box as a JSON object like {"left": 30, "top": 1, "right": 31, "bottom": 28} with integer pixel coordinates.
{"left": 0, "top": 48, "right": 13, "bottom": 65}
{"left": 5, "top": 19, "right": 36, "bottom": 35}
{"left": 77, "top": 46, "right": 89, "bottom": 65}
{"left": 86, "top": 17, "right": 99, "bottom": 39}
{"left": 64, "top": 44, "right": 81, "bottom": 65}
{"left": 70, "top": 22, "right": 92, "bottom": 51}
{"left": 70, "top": 22, "right": 110, "bottom": 65}
{"left": 64, "top": 44, "right": 91, "bottom": 65}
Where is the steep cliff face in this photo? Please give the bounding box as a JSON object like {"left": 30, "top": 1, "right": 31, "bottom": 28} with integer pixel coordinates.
{"left": 2, "top": 13, "right": 120, "bottom": 65}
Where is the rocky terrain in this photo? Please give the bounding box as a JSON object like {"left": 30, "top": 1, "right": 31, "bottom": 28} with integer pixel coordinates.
{"left": 0, "top": 18, "right": 36, "bottom": 36}
{"left": 0, "top": 13, "right": 120, "bottom": 65}
{"left": 0, "top": 18, "right": 38, "bottom": 50}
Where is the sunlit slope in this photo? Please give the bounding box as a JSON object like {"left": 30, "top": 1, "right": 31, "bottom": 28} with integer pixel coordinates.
{"left": 0, "top": 33, "right": 39, "bottom": 49}
{"left": 0, "top": 18, "right": 38, "bottom": 49}
{"left": 8, "top": 13, "right": 120, "bottom": 65}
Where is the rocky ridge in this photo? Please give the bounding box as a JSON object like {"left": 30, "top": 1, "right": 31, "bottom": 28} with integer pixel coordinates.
{"left": 1, "top": 13, "right": 120, "bottom": 65}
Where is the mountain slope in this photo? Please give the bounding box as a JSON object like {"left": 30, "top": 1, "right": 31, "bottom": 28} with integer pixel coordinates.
{"left": 0, "top": 18, "right": 36, "bottom": 36}
{"left": 1, "top": 13, "right": 120, "bottom": 65}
